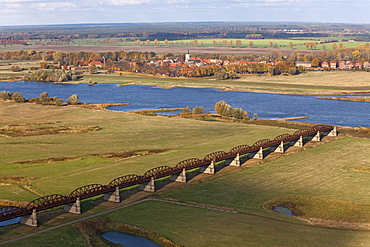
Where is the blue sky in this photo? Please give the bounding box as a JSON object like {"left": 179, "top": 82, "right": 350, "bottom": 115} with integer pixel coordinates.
{"left": 0, "top": 0, "right": 368, "bottom": 26}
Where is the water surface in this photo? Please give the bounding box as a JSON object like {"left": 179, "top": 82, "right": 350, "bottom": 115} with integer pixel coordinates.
{"left": 101, "top": 231, "right": 161, "bottom": 247}
{"left": 1, "top": 81, "right": 369, "bottom": 127}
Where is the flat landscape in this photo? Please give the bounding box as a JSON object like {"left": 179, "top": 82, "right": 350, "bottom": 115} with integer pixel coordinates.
{"left": 1, "top": 23, "right": 370, "bottom": 245}
{"left": 1, "top": 99, "right": 370, "bottom": 246}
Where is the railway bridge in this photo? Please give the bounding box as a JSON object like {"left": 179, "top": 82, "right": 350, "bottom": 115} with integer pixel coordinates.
{"left": 0, "top": 125, "right": 337, "bottom": 227}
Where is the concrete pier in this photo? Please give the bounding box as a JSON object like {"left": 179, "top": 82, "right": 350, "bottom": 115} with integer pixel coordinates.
{"left": 64, "top": 197, "right": 81, "bottom": 214}
{"left": 199, "top": 161, "right": 215, "bottom": 174}
{"left": 250, "top": 147, "right": 264, "bottom": 159}
{"left": 272, "top": 141, "right": 285, "bottom": 153}
{"left": 292, "top": 136, "right": 303, "bottom": 147}
{"left": 328, "top": 126, "right": 337, "bottom": 136}
{"left": 230, "top": 153, "right": 241, "bottom": 166}
{"left": 20, "top": 209, "right": 37, "bottom": 227}
{"left": 139, "top": 177, "right": 156, "bottom": 192}
{"left": 104, "top": 187, "right": 121, "bottom": 203}
{"left": 312, "top": 131, "right": 321, "bottom": 141}
{"left": 170, "top": 169, "right": 187, "bottom": 183}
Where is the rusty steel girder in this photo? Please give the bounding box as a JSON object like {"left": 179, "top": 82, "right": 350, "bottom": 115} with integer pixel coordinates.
{"left": 69, "top": 184, "right": 108, "bottom": 200}
{"left": 25, "top": 194, "right": 69, "bottom": 211}
{"left": 108, "top": 174, "right": 142, "bottom": 189}
{"left": 203, "top": 151, "right": 227, "bottom": 162}
{"left": 175, "top": 158, "right": 202, "bottom": 170}
{"left": 143, "top": 166, "right": 177, "bottom": 179}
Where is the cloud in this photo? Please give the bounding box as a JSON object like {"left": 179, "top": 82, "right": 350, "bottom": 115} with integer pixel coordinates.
{"left": 101, "top": 0, "right": 153, "bottom": 5}
{"left": 30, "top": 2, "right": 77, "bottom": 11}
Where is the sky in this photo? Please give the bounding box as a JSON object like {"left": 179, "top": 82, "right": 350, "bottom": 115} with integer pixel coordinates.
{"left": 0, "top": 0, "right": 369, "bottom": 26}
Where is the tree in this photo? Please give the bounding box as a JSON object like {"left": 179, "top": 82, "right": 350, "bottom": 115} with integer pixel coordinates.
{"left": 214, "top": 100, "right": 228, "bottom": 115}
{"left": 89, "top": 65, "right": 97, "bottom": 74}
{"left": 11, "top": 92, "right": 25, "bottom": 103}
{"left": 10, "top": 65, "right": 20, "bottom": 72}
{"left": 289, "top": 42, "right": 294, "bottom": 49}
{"left": 0, "top": 91, "right": 12, "bottom": 100}
{"left": 193, "top": 106, "right": 204, "bottom": 114}
{"left": 248, "top": 41, "right": 254, "bottom": 48}
{"left": 236, "top": 40, "right": 242, "bottom": 48}
{"left": 53, "top": 97, "right": 63, "bottom": 106}
{"left": 182, "top": 107, "right": 191, "bottom": 114}
{"left": 39, "top": 92, "right": 50, "bottom": 104}
{"left": 67, "top": 94, "right": 80, "bottom": 105}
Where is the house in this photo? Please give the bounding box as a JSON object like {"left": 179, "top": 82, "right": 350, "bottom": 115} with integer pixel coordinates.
{"left": 296, "top": 61, "right": 312, "bottom": 68}
{"left": 339, "top": 61, "right": 346, "bottom": 69}
{"left": 322, "top": 61, "right": 329, "bottom": 68}
{"left": 330, "top": 61, "right": 337, "bottom": 69}
{"left": 89, "top": 61, "right": 103, "bottom": 68}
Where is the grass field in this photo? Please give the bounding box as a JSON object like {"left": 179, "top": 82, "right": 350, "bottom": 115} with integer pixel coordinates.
{"left": 3, "top": 200, "right": 370, "bottom": 247}
{"left": 85, "top": 70, "right": 370, "bottom": 95}
{"left": 1, "top": 72, "right": 370, "bottom": 246}
{"left": 0, "top": 101, "right": 294, "bottom": 201}
{"left": 161, "top": 137, "right": 370, "bottom": 216}
{"left": 25, "top": 37, "right": 369, "bottom": 51}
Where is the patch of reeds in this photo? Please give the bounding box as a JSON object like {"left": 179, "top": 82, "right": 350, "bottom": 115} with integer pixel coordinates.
{"left": 353, "top": 167, "right": 370, "bottom": 173}
{"left": 0, "top": 176, "right": 39, "bottom": 184}
{"left": 0, "top": 125, "right": 102, "bottom": 137}
{"left": 94, "top": 149, "right": 168, "bottom": 160}
{"left": 11, "top": 156, "right": 83, "bottom": 165}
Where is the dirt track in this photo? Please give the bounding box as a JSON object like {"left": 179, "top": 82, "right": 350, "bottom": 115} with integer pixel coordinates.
{"left": 0, "top": 45, "right": 321, "bottom": 55}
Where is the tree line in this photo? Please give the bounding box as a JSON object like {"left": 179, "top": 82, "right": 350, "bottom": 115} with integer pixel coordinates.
{"left": 0, "top": 91, "right": 80, "bottom": 105}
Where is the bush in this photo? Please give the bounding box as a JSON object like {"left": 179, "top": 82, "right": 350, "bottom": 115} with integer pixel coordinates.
{"left": 66, "top": 94, "right": 80, "bottom": 105}
{"left": 193, "top": 106, "right": 204, "bottom": 114}
{"left": 53, "top": 97, "right": 64, "bottom": 106}
{"left": 39, "top": 92, "right": 50, "bottom": 104}
{"left": 0, "top": 91, "right": 12, "bottom": 100}
{"left": 11, "top": 92, "right": 25, "bottom": 103}
{"left": 214, "top": 100, "right": 246, "bottom": 119}
{"left": 10, "top": 65, "right": 20, "bottom": 72}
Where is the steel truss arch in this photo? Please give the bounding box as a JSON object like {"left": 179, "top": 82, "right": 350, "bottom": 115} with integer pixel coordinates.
{"left": 293, "top": 129, "right": 310, "bottom": 137}
{"left": 143, "top": 166, "right": 175, "bottom": 179}
{"left": 25, "top": 194, "right": 68, "bottom": 211}
{"left": 69, "top": 184, "right": 107, "bottom": 200}
{"left": 109, "top": 174, "right": 141, "bottom": 188}
{"left": 203, "top": 151, "right": 227, "bottom": 162}
{"left": 175, "top": 158, "right": 201, "bottom": 170}
{"left": 252, "top": 139, "right": 274, "bottom": 148}
{"left": 274, "top": 134, "right": 293, "bottom": 142}
{"left": 313, "top": 124, "right": 332, "bottom": 132}
{"left": 230, "top": 145, "right": 251, "bottom": 155}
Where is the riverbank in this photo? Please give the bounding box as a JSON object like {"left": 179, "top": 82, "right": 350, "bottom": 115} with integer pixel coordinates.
{"left": 80, "top": 70, "right": 370, "bottom": 95}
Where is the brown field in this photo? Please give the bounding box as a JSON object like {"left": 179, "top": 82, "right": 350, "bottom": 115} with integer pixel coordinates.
{"left": 0, "top": 45, "right": 321, "bottom": 55}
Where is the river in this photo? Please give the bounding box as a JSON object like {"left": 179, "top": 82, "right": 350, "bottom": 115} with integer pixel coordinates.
{"left": 1, "top": 81, "right": 369, "bottom": 127}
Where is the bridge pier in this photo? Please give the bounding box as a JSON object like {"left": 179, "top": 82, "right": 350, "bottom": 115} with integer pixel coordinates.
{"left": 104, "top": 187, "right": 121, "bottom": 203}
{"left": 271, "top": 141, "right": 285, "bottom": 154}
{"left": 20, "top": 209, "right": 37, "bottom": 227}
{"left": 250, "top": 147, "right": 264, "bottom": 159}
{"left": 64, "top": 197, "right": 81, "bottom": 214}
{"left": 199, "top": 161, "right": 215, "bottom": 174}
{"left": 312, "top": 131, "right": 321, "bottom": 141}
{"left": 170, "top": 169, "right": 187, "bottom": 183}
{"left": 139, "top": 177, "right": 156, "bottom": 192}
{"left": 292, "top": 136, "right": 303, "bottom": 147}
{"left": 230, "top": 153, "right": 241, "bottom": 166}
{"left": 327, "top": 126, "right": 337, "bottom": 136}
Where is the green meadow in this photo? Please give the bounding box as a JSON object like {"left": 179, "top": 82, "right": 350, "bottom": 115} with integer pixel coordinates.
{"left": 0, "top": 101, "right": 294, "bottom": 201}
